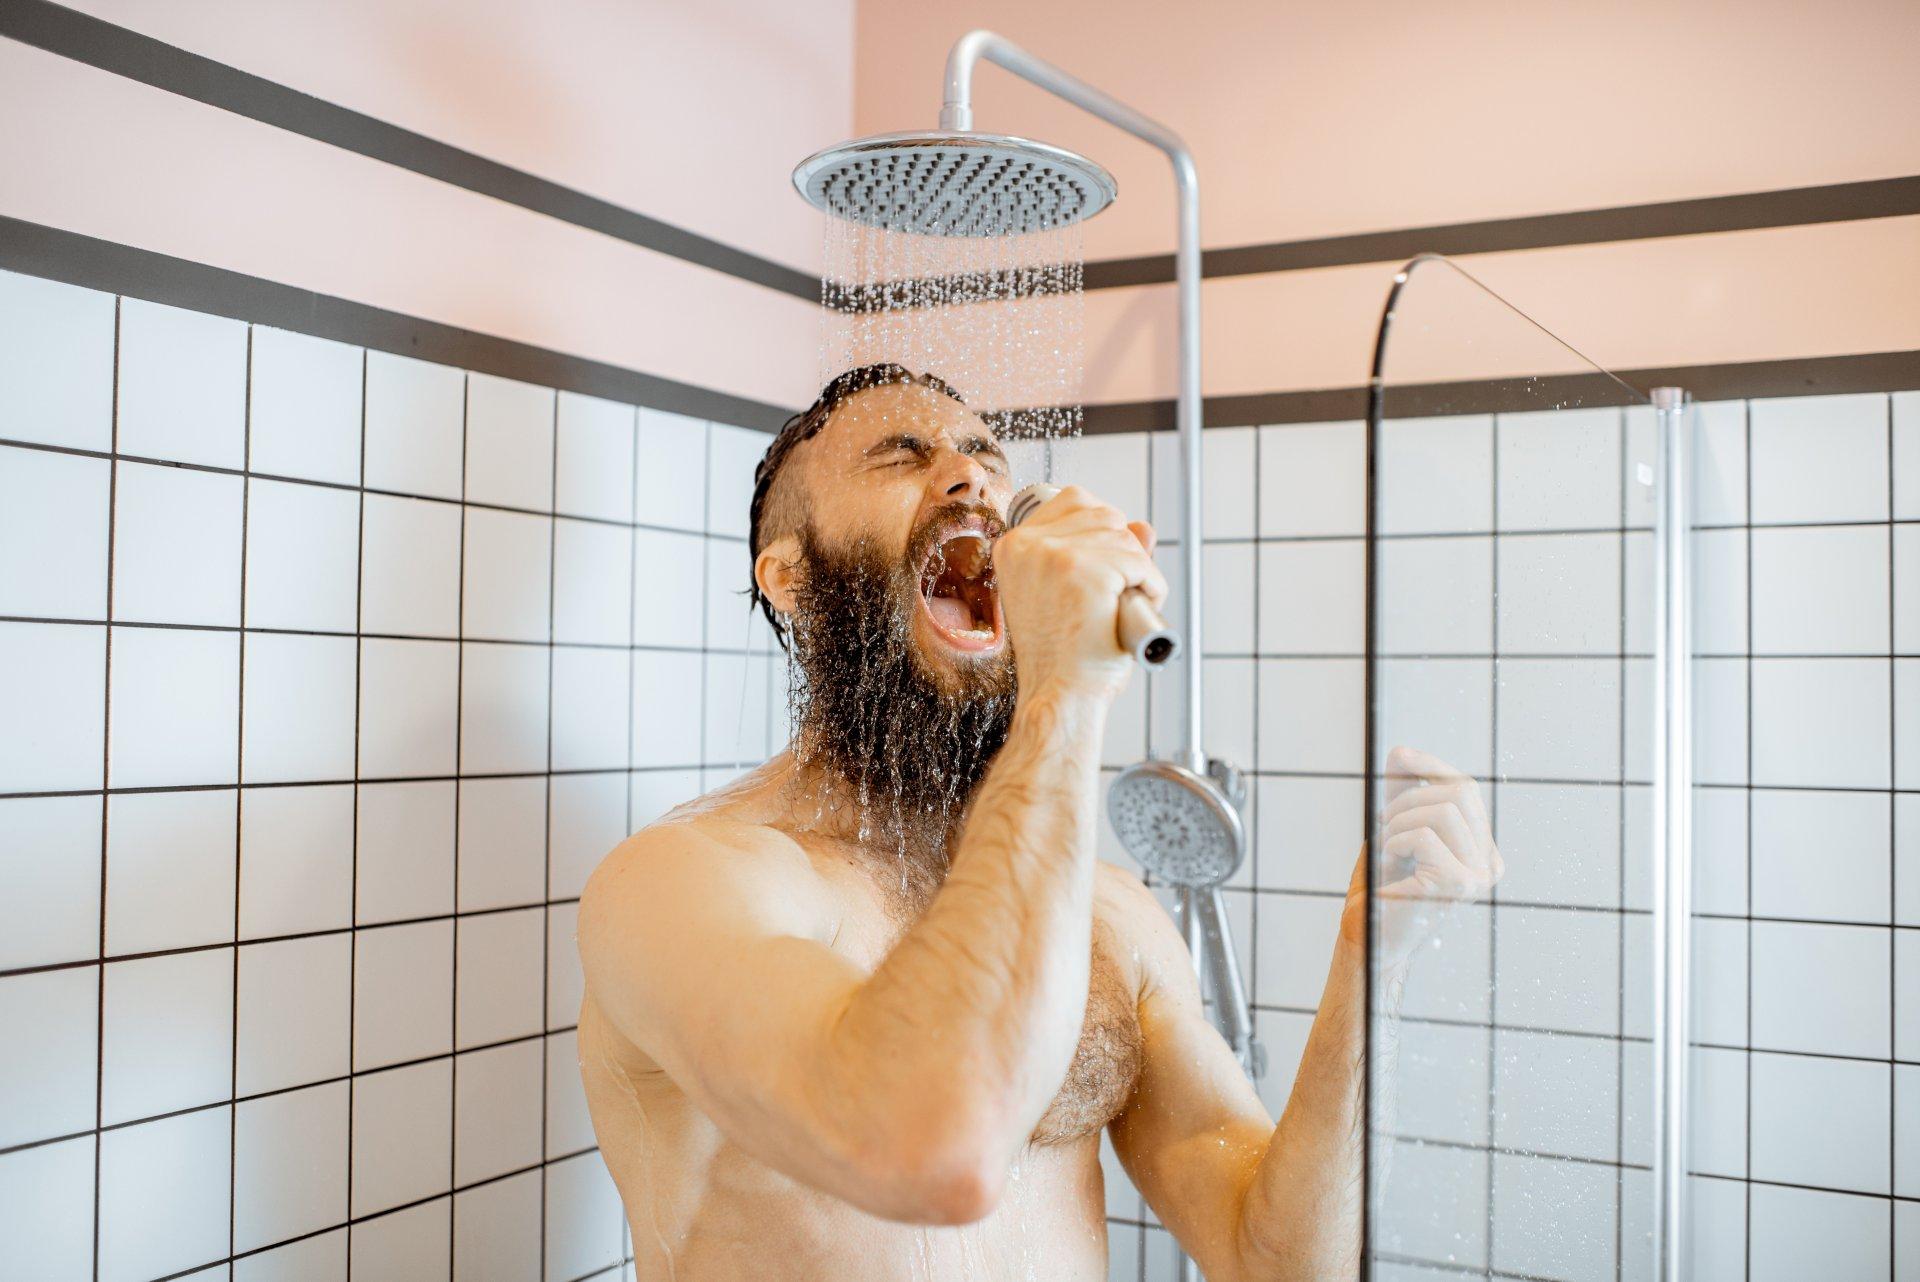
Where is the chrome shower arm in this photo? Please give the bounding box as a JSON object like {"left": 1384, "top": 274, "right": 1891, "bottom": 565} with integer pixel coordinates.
{"left": 940, "top": 29, "right": 1207, "bottom": 770}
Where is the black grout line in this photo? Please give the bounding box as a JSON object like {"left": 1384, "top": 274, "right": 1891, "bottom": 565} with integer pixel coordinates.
{"left": 227, "top": 320, "right": 253, "bottom": 1276}
{"left": 540, "top": 376, "right": 559, "bottom": 1279}
{"left": 448, "top": 371, "right": 469, "bottom": 1279}
{"left": 1888, "top": 390, "right": 1899, "bottom": 1270}
{"left": 1614, "top": 406, "right": 1629, "bottom": 1281}
{"left": 1744, "top": 397, "right": 1756, "bottom": 1281}
{"left": 89, "top": 292, "right": 121, "bottom": 1282}
{"left": 346, "top": 345, "right": 368, "bottom": 1277}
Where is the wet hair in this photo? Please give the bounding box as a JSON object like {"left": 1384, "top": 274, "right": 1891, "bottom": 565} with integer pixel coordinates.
{"left": 746, "top": 364, "right": 967, "bottom": 649}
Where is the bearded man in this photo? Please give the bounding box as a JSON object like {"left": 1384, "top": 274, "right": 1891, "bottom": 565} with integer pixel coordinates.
{"left": 576, "top": 365, "right": 1499, "bottom": 1279}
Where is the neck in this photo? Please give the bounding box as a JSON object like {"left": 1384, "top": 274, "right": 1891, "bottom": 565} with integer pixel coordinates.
{"left": 776, "top": 743, "right": 973, "bottom": 894}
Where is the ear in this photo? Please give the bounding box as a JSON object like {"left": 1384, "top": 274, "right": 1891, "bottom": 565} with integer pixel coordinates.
{"left": 754, "top": 534, "right": 804, "bottom": 617}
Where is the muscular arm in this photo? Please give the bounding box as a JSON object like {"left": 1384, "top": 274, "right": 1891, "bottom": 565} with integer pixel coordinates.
{"left": 1110, "top": 748, "right": 1496, "bottom": 1280}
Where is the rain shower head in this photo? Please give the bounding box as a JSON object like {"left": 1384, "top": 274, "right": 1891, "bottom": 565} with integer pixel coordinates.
{"left": 1106, "top": 758, "right": 1245, "bottom": 888}
{"left": 792, "top": 130, "right": 1117, "bottom": 237}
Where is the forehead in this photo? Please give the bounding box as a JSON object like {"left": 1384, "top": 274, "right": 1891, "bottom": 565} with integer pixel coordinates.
{"left": 812, "top": 382, "right": 993, "bottom": 455}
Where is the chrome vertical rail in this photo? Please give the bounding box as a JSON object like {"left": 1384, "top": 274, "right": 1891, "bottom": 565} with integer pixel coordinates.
{"left": 1649, "top": 386, "right": 1693, "bottom": 1281}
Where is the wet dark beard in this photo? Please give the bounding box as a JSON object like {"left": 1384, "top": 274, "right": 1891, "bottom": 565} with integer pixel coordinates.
{"left": 785, "top": 511, "right": 1016, "bottom": 896}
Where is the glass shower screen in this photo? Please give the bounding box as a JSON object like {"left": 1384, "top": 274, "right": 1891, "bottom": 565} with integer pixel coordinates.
{"left": 1363, "top": 256, "right": 1665, "bottom": 1282}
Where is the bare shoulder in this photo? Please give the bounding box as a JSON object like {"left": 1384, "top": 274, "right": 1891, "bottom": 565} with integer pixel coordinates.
{"left": 1091, "top": 860, "right": 1199, "bottom": 1004}
{"left": 579, "top": 808, "right": 841, "bottom": 957}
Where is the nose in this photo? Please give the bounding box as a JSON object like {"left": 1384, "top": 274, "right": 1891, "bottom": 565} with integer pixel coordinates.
{"left": 928, "top": 445, "right": 990, "bottom": 503}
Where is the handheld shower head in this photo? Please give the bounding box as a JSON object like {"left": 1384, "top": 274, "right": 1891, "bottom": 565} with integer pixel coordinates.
{"left": 792, "top": 131, "right": 1117, "bottom": 236}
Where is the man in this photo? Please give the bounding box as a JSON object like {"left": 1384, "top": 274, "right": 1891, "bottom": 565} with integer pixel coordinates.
{"left": 577, "top": 365, "right": 1499, "bottom": 1279}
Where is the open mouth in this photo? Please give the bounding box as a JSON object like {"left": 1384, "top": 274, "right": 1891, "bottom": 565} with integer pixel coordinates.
{"left": 917, "top": 530, "right": 1002, "bottom": 652}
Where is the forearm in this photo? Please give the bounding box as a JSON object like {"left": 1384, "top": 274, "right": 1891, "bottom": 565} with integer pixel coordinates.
{"left": 1234, "top": 920, "right": 1406, "bottom": 1281}
{"left": 828, "top": 685, "right": 1105, "bottom": 1156}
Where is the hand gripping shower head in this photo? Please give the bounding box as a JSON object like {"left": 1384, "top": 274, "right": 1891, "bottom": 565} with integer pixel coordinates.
{"left": 1107, "top": 758, "right": 1262, "bottom": 1076}
{"left": 793, "top": 131, "right": 1117, "bottom": 236}
{"left": 1006, "top": 484, "right": 1179, "bottom": 667}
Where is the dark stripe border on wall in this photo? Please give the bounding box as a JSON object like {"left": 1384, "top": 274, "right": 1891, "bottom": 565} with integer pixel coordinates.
{"left": 0, "top": 0, "right": 818, "bottom": 301}
{"left": 5, "top": 0, "right": 1918, "bottom": 306}
{"left": 0, "top": 216, "right": 796, "bottom": 431}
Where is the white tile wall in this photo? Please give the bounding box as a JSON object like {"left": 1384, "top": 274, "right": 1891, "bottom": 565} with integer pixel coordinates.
{"left": 0, "top": 276, "right": 773, "bottom": 1280}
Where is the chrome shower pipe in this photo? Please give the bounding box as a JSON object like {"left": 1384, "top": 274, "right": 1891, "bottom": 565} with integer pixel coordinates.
{"left": 1649, "top": 385, "right": 1694, "bottom": 1281}
{"left": 940, "top": 30, "right": 1207, "bottom": 771}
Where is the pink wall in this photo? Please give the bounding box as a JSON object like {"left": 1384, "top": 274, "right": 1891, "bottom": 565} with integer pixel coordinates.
{"left": 856, "top": 0, "right": 1920, "bottom": 403}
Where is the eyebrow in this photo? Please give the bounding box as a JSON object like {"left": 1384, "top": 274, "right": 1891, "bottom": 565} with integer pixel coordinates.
{"left": 862, "top": 432, "right": 1008, "bottom": 465}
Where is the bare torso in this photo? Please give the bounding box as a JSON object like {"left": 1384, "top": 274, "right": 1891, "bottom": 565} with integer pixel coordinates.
{"left": 577, "top": 763, "right": 1149, "bottom": 1280}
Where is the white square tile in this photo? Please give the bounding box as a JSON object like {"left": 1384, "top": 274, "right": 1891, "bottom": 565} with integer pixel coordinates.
{"left": 545, "top": 1151, "right": 626, "bottom": 1281}
{"left": 1105, "top": 1223, "right": 1142, "bottom": 1281}
{"left": 1904, "top": 659, "right": 1920, "bottom": 791}
{"left": 233, "top": 1230, "right": 343, "bottom": 1282}
{"left": 351, "top": 1059, "right": 451, "bottom": 1216}
{"left": 0, "top": 1135, "right": 95, "bottom": 1279}
{"left": 109, "top": 626, "right": 238, "bottom": 788}
{"left": 459, "top": 641, "right": 550, "bottom": 774}
{"left": 233, "top": 1082, "right": 348, "bottom": 1251}
{"left": 1638, "top": 915, "right": 1747, "bottom": 1047}
{"left": 1632, "top": 1044, "right": 1744, "bottom": 1178}
{"left": 236, "top": 933, "right": 350, "bottom": 1094}
{"left": 243, "top": 478, "right": 359, "bottom": 631}
{"left": 101, "top": 948, "right": 233, "bottom": 1125}
{"left": 635, "top": 409, "right": 706, "bottom": 532}
{"left": 466, "top": 373, "right": 554, "bottom": 511}
{"left": 1750, "top": 393, "right": 1889, "bottom": 524}
{"left": 242, "top": 632, "right": 356, "bottom": 783}
{"left": 1688, "top": 785, "right": 1750, "bottom": 916}
{"left": 355, "top": 780, "right": 454, "bottom": 924}
{"left": 1752, "top": 1053, "right": 1890, "bottom": 1195}
{"left": 1691, "top": 528, "right": 1748, "bottom": 654}
{"left": 364, "top": 352, "right": 463, "bottom": 500}
{"left": 1489, "top": 1028, "right": 1612, "bottom": 1166}
{"left": 1751, "top": 920, "right": 1889, "bottom": 1058}
{"left": 1101, "top": 660, "right": 1146, "bottom": 766}
{"left": 0, "top": 966, "right": 98, "bottom": 1147}
{"left": 1900, "top": 1201, "right": 1920, "bottom": 1282}
{"left": 1378, "top": 415, "right": 1493, "bottom": 535}
{"left": 1256, "top": 539, "right": 1363, "bottom": 655}
{"left": 1253, "top": 775, "right": 1361, "bottom": 894}
{"left": 455, "top": 907, "right": 543, "bottom": 1048}
{"left": 248, "top": 327, "right": 362, "bottom": 485}
{"left": 238, "top": 784, "right": 352, "bottom": 939}
{"left": 1497, "top": 657, "right": 1621, "bottom": 782}
{"left": 553, "top": 517, "right": 633, "bottom": 646}
{"left": 112, "top": 461, "right": 243, "bottom": 625}
{"left": 627, "top": 769, "right": 699, "bottom": 828}
{"left": 1896, "top": 391, "right": 1920, "bottom": 520}
{"left": 457, "top": 775, "right": 546, "bottom": 911}
{"left": 1376, "top": 536, "right": 1492, "bottom": 655}
{"left": 453, "top": 1169, "right": 541, "bottom": 1282}
{"left": 453, "top": 1039, "right": 543, "bottom": 1183}
{"left": 1899, "top": 1064, "right": 1920, "bottom": 1198}
{"left": 97, "top": 1106, "right": 231, "bottom": 1282}
{"left": 632, "top": 528, "right": 705, "bottom": 648}
{"left": 1896, "top": 523, "right": 1920, "bottom": 655}
{"left": 1753, "top": 1186, "right": 1891, "bottom": 1282}
{"left": 105, "top": 789, "right": 235, "bottom": 954}
{"left": 462, "top": 508, "right": 551, "bottom": 643}
{"left": 1751, "top": 788, "right": 1890, "bottom": 923}
{"left": 700, "top": 650, "right": 770, "bottom": 768}
{"left": 1190, "top": 657, "right": 1256, "bottom": 772}
{"left": 1498, "top": 532, "right": 1622, "bottom": 654}
{"left": 0, "top": 795, "right": 100, "bottom": 969}
{"left": 351, "top": 1198, "right": 449, "bottom": 1278}
{"left": 360, "top": 494, "right": 461, "bottom": 638}
{"left": 552, "top": 645, "right": 629, "bottom": 771}
{"left": 549, "top": 770, "right": 627, "bottom": 899}
{"left": 1752, "top": 658, "right": 1890, "bottom": 788}
{"left": 1490, "top": 1153, "right": 1616, "bottom": 1282}
{"left": 1497, "top": 406, "right": 1623, "bottom": 532}
{"left": 704, "top": 537, "right": 762, "bottom": 651}
{"left": 353, "top": 920, "right": 452, "bottom": 1071}
{"left": 0, "top": 270, "right": 114, "bottom": 450}
{"left": 1687, "top": 657, "right": 1749, "bottom": 787}
{"left": 1752, "top": 524, "right": 1890, "bottom": 654}
{"left": 547, "top": 901, "right": 583, "bottom": 1031}
{"left": 1050, "top": 431, "right": 1149, "bottom": 520}
{"left": 116, "top": 299, "right": 247, "bottom": 468}
{"left": 1251, "top": 891, "right": 1344, "bottom": 1010}
{"left": 555, "top": 392, "right": 636, "bottom": 522}
{"left": 632, "top": 649, "right": 704, "bottom": 767}
{"left": 1252, "top": 1008, "right": 1314, "bottom": 1124}
{"left": 1255, "top": 658, "right": 1363, "bottom": 773}
{"left": 1374, "top": 1139, "right": 1488, "bottom": 1269}
{"left": 1201, "top": 541, "right": 1255, "bottom": 654}
{"left": 706, "top": 423, "right": 763, "bottom": 539}
{"left": 1201, "top": 425, "right": 1257, "bottom": 540}
{"left": 1690, "top": 400, "right": 1749, "bottom": 527}
{"left": 358, "top": 638, "right": 458, "bottom": 778}
{"left": 1494, "top": 905, "right": 1619, "bottom": 1035}
{"left": 1492, "top": 781, "right": 1620, "bottom": 909}
{"left": 1258, "top": 421, "right": 1364, "bottom": 538}
{"left": 1386, "top": 1018, "right": 1489, "bottom": 1146}
{"left": 0, "top": 445, "right": 110, "bottom": 619}
{"left": 0, "top": 621, "right": 104, "bottom": 792}
{"left": 1378, "top": 657, "right": 1495, "bottom": 778}
{"left": 546, "top": 1030, "right": 595, "bottom": 1156}
{"left": 1901, "top": 795, "right": 1920, "bottom": 926}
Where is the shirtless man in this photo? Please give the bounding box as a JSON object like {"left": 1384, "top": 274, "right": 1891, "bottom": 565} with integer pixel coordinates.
{"left": 577, "top": 365, "right": 1500, "bottom": 1279}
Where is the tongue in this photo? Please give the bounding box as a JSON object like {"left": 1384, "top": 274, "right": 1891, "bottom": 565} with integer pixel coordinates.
{"left": 928, "top": 594, "right": 975, "bottom": 632}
